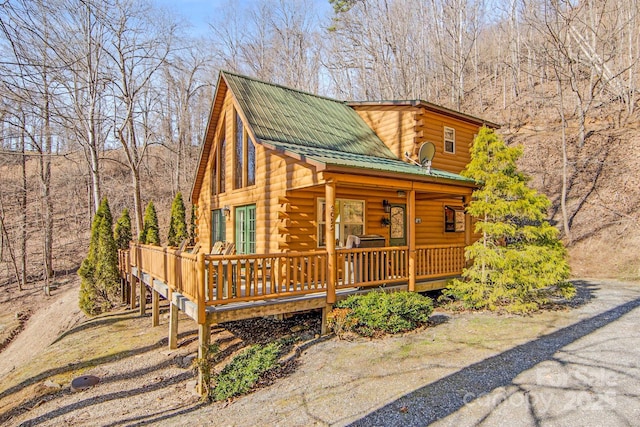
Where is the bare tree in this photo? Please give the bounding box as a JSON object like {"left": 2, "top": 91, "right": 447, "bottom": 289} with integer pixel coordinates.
{"left": 0, "top": 0, "right": 66, "bottom": 291}
{"left": 57, "top": 0, "right": 113, "bottom": 215}
{"left": 159, "top": 45, "right": 212, "bottom": 195}
{"left": 104, "top": 0, "right": 177, "bottom": 235}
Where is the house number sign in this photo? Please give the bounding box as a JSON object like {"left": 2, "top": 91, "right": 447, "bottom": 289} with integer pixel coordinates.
{"left": 328, "top": 204, "right": 335, "bottom": 232}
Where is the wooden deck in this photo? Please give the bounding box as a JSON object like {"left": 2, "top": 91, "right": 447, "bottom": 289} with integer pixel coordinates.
{"left": 118, "top": 242, "right": 465, "bottom": 394}
{"left": 119, "top": 243, "right": 464, "bottom": 324}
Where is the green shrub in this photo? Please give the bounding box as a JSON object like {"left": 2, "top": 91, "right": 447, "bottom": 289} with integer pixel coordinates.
{"left": 79, "top": 197, "right": 119, "bottom": 316}
{"left": 331, "top": 291, "right": 434, "bottom": 337}
{"left": 139, "top": 201, "right": 160, "bottom": 246}
{"left": 167, "top": 192, "right": 188, "bottom": 247}
{"left": 114, "top": 208, "right": 132, "bottom": 250}
{"left": 212, "top": 342, "right": 281, "bottom": 401}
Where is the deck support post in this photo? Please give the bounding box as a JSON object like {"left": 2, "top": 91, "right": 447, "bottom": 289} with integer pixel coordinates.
{"left": 321, "top": 304, "right": 332, "bottom": 335}
{"left": 325, "top": 180, "right": 336, "bottom": 304}
{"left": 152, "top": 288, "right": 160, "bottom": 327}
{"left": 168, "top": 301, "right": 179, "bottom": 349}
{"left": 139, "top": 276, "right": 147, "bottom": 316}
{"left": 407, "top": 189, "right": 416, "bottom": 292}
{"left": 197, "top": 317, "right": 211, "bottom": 396}
{"left": 120, "top": 278, "right": 126, "bottom": 304}
{"left": 129, "top": 271, "right": 137, "bottom": 310}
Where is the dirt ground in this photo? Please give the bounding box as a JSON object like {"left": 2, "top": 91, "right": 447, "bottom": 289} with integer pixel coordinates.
{"left": 1, "top": 278, "right": 639, "bottom": 426}
{"left": 0, "top": 278, "right": 85, "bottom": 379}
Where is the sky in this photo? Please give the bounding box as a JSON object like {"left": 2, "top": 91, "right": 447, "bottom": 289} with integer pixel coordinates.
{"left": 152, "top": 0, "right": 332, "bottom": 37}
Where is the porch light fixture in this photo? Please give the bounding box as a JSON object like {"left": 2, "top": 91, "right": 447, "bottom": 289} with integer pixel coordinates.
{"left": 397, "top": 190, "right": 406, "bottom": 197}
{"left": 223, "top": 205, "right": 231, "bottom": 218}
{"left": 382, "top": 199, "right": 391, "bottom": 213}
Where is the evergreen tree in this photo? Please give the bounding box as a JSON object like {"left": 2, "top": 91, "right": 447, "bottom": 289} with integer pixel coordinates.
{"left": 79, "top": 197, "right": 119, "bottom": 315}
{"left": 94, "top": 210, "right": 120, "bottom": 307}
{"left": 140, "top": 201, "right": 160, "bottom": 246}
{"left": 167, "top": 192, "right": 188, "bottom": 247}
{"left": 444, "top": 127, "right": 574, "bottom": 313}
{"left": 114, "top": 208, "right": 133, "bottom": 250}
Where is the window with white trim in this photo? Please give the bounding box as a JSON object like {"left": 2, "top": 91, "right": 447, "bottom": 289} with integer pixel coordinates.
{"left": 317, "top": 198, "right": 364, "bottom": 247}
{"left": 444, "top": 126, "right": 455, "bottom": 154}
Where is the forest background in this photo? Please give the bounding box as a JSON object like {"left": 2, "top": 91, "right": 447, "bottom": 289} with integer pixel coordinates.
{"left": 1, "top": 0, "right": 639, "bottom": 295}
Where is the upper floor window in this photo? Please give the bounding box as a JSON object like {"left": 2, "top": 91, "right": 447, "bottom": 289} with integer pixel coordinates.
{"left": 212, "top": 120, "right": 226, "bottom": 195}
{"left": 444, "top": 126, "right": 455, "bottom": 154}
{"left": 234, "top": 112, "right": 244, "bottom": 189}
{"left": 219, "top": 137, "right": 226, "bottom": 192}
{"left": 233, "top": 108, "right": 256, "bottom": 189}
{"left": 317, "top": 198, "right": 364, "bottom": 247}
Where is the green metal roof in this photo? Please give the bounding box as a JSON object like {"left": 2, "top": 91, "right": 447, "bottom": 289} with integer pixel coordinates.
{"left": 264, "top": 140, "right": 474, "bottom": 183}
{"left": 222, "top": 71, "right": 472, "bottom": 184}
{"left": 223, "top": 71, "right": 397, "bottom": 160}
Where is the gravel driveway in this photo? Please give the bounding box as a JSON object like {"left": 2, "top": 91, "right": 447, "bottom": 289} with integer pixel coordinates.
{"left": 176, "top": 279, "right": 640, "bottom": 427}
{"left": 7, "top": 279, "right": 640, "bottom": 427}
{"left": 353, "top": 280, "right": 640, "bottom": 427}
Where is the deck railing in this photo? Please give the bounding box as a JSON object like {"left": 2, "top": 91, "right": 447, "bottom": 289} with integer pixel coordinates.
{"left": 204, "top": 251, "right": 328, "bottom": 305}
{"left": 118, "top": 249, "right": 131, "bottom": 278}
{"left": 119, "top": 242, "right": 466, "bottom": 320}
{"left": 416, "top": 244, "right": 466, "bottom": 280}
{"left": 336, "top": 247, "right": 409, "bottom": 289}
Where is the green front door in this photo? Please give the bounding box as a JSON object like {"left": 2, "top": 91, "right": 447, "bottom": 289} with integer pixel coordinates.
{"left": 389, "top": 204, "right": 407, "bottom": 246}
{"left": 235, "top": 204, "right": 256, "bottom": 254}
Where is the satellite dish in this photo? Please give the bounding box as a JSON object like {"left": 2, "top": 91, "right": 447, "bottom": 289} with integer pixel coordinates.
{"left": 418, "top": 142, "right": 436, "bottom": 173}
{"left": 418, "top": 142, "right": 436, "bottom": 165}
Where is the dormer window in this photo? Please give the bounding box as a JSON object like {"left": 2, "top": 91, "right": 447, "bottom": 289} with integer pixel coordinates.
{"left": 444, "top": 126, "right": 455, "bottom": 154}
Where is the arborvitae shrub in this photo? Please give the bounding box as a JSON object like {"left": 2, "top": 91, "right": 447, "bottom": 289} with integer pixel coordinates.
{"left": 79, "top": 197, "right": 119, "bottom": 315}
{"left": 167, "top": 192, "right": 188, "bottom": 247}
{"left": 114, "top": 208, "right": 132, "bottom": 250}
{"left": 140, "top": 201, "right": 160, "bottom": 246}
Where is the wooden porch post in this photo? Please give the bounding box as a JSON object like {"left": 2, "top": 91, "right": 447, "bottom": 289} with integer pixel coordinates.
{"left": 325, "top": 180, "right": 336, "bottom": 305}
{"left": 407, "top": 189, "right": 416, "bottom": 292}
{"left": 168, "top": 301, "right": 179, "bottom": 349}
{"left": 197, "top": 252, "right": 206, "bottom": 324}
{"left": 196, "top": 252, "right": 210, "bottom": 396}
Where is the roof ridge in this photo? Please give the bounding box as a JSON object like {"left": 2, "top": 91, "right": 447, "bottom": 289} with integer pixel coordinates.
{"left": 221, "top": 70, "right": 345, "bottom": 105}
{"left": 348, "top": 100, "right": 499, "bottom": 128}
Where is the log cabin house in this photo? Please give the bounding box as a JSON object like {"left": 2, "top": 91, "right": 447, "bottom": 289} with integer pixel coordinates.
{"left": 118, "top": 71, "right": 498, "bottom": 393}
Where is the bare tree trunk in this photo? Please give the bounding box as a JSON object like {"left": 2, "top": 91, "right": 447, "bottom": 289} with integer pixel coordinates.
{"left": 0, "top": 194, "right": 22, "bottom": 290}
{"left": 132, "top": 157, "right": 144, "bottom": 238}
{"left": 20, "top": 118, "right": 27, "bottom": 290}
{"left": 556, "top": 78, "right": 572, "bottom": 245}
{"left": 41, "top": 61, "right": 54, "bottom": 296}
